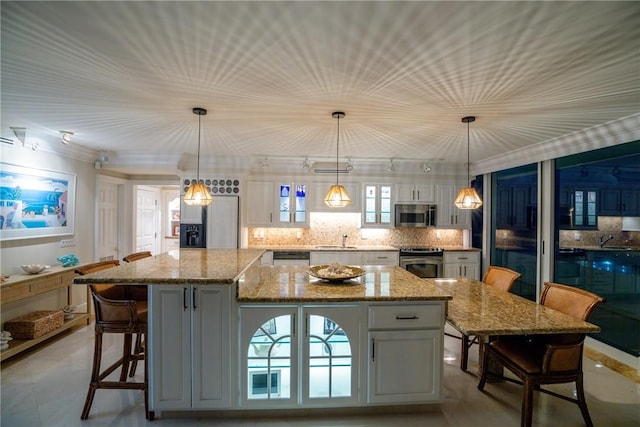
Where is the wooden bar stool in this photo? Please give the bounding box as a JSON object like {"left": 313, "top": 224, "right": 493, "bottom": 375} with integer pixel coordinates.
{"left": 122, "top": 251, "right": 152, "bottom": 377}
{"left": 75, "top": 260, "right": 154, "bottom": 420}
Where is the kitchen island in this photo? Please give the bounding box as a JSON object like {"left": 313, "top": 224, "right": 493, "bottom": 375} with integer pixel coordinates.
{"left": 74, "top": 248, "right": 452, "bottom": 416}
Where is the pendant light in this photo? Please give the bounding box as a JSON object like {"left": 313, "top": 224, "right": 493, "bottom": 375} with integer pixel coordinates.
{"left": 454, "top": 116, "right": 483, "bottom": 209}
{"left": 183, "top": 107, "right": 213, "bottom": 206}
{"left": 324, "top": 111, "right": 351, "bottom": 207}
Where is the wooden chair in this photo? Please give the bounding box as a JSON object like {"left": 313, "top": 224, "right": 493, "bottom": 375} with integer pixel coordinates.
{"left": 121, "top": 251, "right": 152, "bottom": 377}
{"left": 458, "top": 266, "right": 521, "bottom": 371}
{"left": 122, "top": 251, "right": 152, "bottom": 263}
{"left": 477, "top": 282, "right": 603, "bottom": 427}
{"left": 75, "top": 260, "right": 154, "bottom": 420}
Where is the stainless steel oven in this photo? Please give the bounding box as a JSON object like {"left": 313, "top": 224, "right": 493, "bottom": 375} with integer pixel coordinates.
{"left": 399, "top": 247, "right": 444, "bottom": 279}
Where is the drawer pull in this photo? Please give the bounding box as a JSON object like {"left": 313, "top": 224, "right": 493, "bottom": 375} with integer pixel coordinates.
{"left": 396, "top": 315, "right": 419, "bottom": 320}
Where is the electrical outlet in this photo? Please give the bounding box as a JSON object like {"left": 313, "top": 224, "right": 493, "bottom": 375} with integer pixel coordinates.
{"left": 59, "top": 239, "right": 75, "bottom": 247}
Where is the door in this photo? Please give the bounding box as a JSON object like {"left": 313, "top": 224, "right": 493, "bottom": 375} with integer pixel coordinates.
{"left": 136, "top": 186, "right": 159, "bottom": 253}
{"left": 206, "top": 196, "right": 239, "bottom": 248}
{"left": 97, "top": 181, "right": 120, "bottom": 261}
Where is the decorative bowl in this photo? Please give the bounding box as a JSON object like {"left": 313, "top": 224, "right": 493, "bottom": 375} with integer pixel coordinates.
{"left": 308, "top": 264, "right": 366, "bottom": 283}
{"left": 21, "top": 264, "right": 50, "bottom": 274}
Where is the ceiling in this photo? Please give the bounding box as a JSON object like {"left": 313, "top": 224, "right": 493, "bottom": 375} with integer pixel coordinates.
{"left": 1, "top": 1, "right": 639, "bottom": 176}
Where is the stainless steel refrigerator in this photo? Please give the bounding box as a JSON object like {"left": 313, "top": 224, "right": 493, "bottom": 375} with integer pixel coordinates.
{"left": 206, "top": 195, "right": 239, "bottom": 248}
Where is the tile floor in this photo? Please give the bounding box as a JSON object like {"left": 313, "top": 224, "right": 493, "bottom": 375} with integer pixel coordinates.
{"left": 1, "top": 324, "right": 639, "bottom": 427}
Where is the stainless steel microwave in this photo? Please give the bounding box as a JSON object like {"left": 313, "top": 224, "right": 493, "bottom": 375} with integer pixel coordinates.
{"left": 394, "top": 204, "right": 437, "bottom": 228}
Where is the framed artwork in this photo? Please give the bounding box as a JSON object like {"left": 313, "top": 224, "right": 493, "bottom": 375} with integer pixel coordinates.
{"left": 0, "top": 163, "right": 76, "bottom": 241}
{"left": 173, "top": 225, "right": 180, "bottom": 236}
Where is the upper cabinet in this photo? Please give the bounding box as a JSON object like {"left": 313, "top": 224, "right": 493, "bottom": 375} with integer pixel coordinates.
{"left": 435, "top": 185, "right": 470, "bottom": 229}
{"left": 496, "top": 185, "right": 533, "bottom": 230}
{"left": 395, "top": 184, "right": 435, "bottom": 204}
{"left": 362, "top": 184, "right": 393, "bottom": 228}
{"left": 599, "top": 188, "right": 640, "bottom": 216}
{"left": 246, "top": 181, "right": 309, "bottom": 227}
{"left": 311, "top": 182, "right": 361, "bottom": 213}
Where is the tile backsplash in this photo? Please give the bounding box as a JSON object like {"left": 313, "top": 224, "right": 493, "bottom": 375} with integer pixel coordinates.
{"left": 248, "top": 212, "right": 464, "bottom": 248}
{"left": 559, "top": 216, "right": 638, "bottom": 248}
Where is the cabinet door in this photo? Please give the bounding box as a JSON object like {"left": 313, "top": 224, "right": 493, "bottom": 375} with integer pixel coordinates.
{"left": 240, "top": 306, "right": 298, "bottom": 408}
{"left": 302, "top": 305, "right": 361, "bottom": 405}
{"left": 362, "top": 184, "right": 392, "bottom": 227}
{"left": 150, "top": 285, "right": 192, "bottom": 410}
{"left": 436, "top": 185, "right": 470, "bottom": 228}
{"left": 368, "top": 330, "right": 441, "bottom": 403}
{"left": 599, "top": 188, "right": 620, "bottom": 215}
{"left": 246, "top": 182, "right": 274, "bottom": 226}
{"left": 621, "top": 189, "right": 640, "bottom": 216}
{"left": 395, "top": 184, "right": 417, "bottom": 203}
{"left": 359, "top": 251, "right": 399, "bottom": 266}
{"left": 275, "top": 182, "right": 308, "bottom": 226}
{"left": 192, "top": 287, "right": 231, "bottom": 408}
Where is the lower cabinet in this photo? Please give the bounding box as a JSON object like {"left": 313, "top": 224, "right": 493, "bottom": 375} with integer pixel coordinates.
{"left": 239, "top": 305, "right": 361, "bottom": 408}
{"left": 443, "top": 251, "right": 480, "bottom": 280}
{"left": 367, "top": 303, "right": 444, "bottom": 404}
{"left": 150, "top": 285, "right": 231, "bottom": 410}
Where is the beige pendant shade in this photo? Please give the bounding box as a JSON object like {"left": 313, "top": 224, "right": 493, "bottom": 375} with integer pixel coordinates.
{"left": 455, "top": 116, "right": 483, "bottom": 210}
{"left": 183, "top": 107, "right": 213, "bottom": 207}
{"left": 324, "top": 111, "right": 351, "bottom": 207}
{"left": 324, "top": 184, "right": 351, "bottom": 207}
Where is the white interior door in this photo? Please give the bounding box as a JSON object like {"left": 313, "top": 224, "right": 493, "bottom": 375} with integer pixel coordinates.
{"left": 97, "top": 181, "right": 120, "bottom": 261}
{"left": 136, "top": 186, "right": 159, "bottom": 254}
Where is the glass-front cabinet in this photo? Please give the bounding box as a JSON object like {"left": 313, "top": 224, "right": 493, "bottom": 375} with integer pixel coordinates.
{"left": 362, "top": 184, "right": 392, "bottom": 227}
{"left": 240, "top": 305, "right": 360, "bottom": 408}
{"left": 277, "top": 183, "right": 307, "bottom": 226}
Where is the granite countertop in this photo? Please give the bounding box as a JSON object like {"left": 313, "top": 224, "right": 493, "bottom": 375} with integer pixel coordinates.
{"left": 237, "top": 265, "right": 452, "bottom": 303}
{"left": 73, "top": 248, "right": 265, "bottom": 285}
{"left": 560, "top": 246, "right": 640, "bottom": 252}
{"left": 249, "top": 245, "right": 399, "bottom": 252}
{"left": 430, "top": 278, "right": 600, "bottom": 335}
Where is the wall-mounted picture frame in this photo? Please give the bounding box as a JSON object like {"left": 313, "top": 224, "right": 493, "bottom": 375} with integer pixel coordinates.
{"left": 0, "top": 162, "right": 76, "bottom": 241}
{"left": 173, "top": 225, "right": 180, "bottom": 236}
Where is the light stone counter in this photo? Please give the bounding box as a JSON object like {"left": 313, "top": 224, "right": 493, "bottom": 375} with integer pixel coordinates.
{"left": 237, "top": 265, "right": 452, "bottom": 303}
{"left": 429, "top": 278, "right": 600, "bottom": 335}
{"left": 73, "top": 248, "right": 265, "bottom": 285}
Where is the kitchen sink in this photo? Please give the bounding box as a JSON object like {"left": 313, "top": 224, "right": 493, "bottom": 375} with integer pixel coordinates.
{"left": 315, "top": 245, "right": 358, "bottom": 250}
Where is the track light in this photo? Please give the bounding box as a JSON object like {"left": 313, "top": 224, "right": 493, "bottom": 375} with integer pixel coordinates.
{"left": 387, "top": 160, "right": 395, "bottom": 172}
{"left": 60, "top": 131, "right": 73, "bottom": 145}
{"left": 302, "top": 158, "right": 311, "bottom": 170}
{"left": 423, "top": 163, "right": 432, "bottom": 173}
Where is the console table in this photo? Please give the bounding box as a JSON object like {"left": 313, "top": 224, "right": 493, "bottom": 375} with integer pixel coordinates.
{"left": 1, "top": 266, "right": 90, "bottom": 362}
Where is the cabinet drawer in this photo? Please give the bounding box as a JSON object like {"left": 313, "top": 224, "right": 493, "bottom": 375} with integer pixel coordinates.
{"left": 360, "top": 252, "right": 399, "bottom": 266}
{"left": 35, "top": 275, "right": 65, "bottom": 293}
{"left": 443, "top": 251, "right": 480, "bottom": 263}
{"left": 368, "top": 304, "right": 443, "bottom": 330}
{"left": 1, "top": 282, "right": 36, "bottom": 305}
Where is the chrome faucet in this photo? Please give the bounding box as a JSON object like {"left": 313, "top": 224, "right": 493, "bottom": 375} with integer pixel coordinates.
{"left": 342, "top": 234, "right": 348, "bottom": 248}
{"left": 599, "top": 234, "right": 614, "bottom": 247}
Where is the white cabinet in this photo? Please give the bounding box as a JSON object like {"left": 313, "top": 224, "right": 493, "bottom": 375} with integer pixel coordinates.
{"left": 310, "top": 251, "right": 399, "bottom": 266}
{"left": 443, "top": 251, "right": 480, "bottom": 280}
{"left": 246, "top": 181, "right": 275, "bottom": 226}
{"left": 311, "top": 181, "right": 361, "bottom": 212}
{"left": 150, "top": 285, "right": 231, "bottom": 410}
{"left": 239, "top": 305, "right": 361, "bottom": 408}
{"left": 396, "top": 184, "right": 434, "bottom": 203}
{"left": 435, "top": 184, "right": 470, "bottom": 228}
{"left": 367, "top": 303, "right": 444, "bottom": 404}
{"left": 246, "top": 181, "right": 309, "bottom": 227}
{"left": 362, "top": 184, "right": 393, "bottom": 228}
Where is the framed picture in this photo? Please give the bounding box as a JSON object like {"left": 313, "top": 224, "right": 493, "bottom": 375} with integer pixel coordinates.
{"left": 0, "top": 163, "right": 76, "bottom": 241}
{"left": 173, "top": 225, "right": 180, "bottom": 236}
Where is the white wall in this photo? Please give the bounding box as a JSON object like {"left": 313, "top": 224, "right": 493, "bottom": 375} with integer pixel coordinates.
{"left": 1, "top": 144, "right": 97, "bottom": 319}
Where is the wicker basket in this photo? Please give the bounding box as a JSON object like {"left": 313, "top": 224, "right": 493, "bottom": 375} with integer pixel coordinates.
{"left": 4, "top": 310, "right": 64, "bottom": 340}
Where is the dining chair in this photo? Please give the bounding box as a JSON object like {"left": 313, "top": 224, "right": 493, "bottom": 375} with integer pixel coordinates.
{"left": 75, "top": 260, "right": 154, "bottom": 420}
{"left": 477, "top": 282, "right": 603, "bottom": 427}
{"left": 458, "top": 266, "right": 521, "bottom": 371}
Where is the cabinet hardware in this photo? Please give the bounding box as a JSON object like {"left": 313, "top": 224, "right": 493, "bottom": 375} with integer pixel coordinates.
{"left": 292, "top": 313, "right": 296, "bottom": 336}
{"left": 396, "top": 315, "right": 419, "bottom": 320}
{"left": 371, "top": 338, "right": 375, "bottom": 361}
{"left": 459, "top": 257, "right": 468, "bottom": 260}
{"left": 183, "top": 287, "right": 188, "bottom": 311}
{"left": 417, "top": 190, "right": 420, "bottom": 200}
{"left": 192, "top": 287, "right": 197, "bottom": 310}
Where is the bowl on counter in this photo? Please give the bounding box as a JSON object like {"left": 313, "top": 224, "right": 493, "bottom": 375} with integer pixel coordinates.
{"left": 21, "top": 264, "right": 50, "bottom": 274}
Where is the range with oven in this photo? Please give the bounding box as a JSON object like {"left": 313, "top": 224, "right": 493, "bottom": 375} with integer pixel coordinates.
{"left": 398, "top": 247, "right": 444, "bottom": 278}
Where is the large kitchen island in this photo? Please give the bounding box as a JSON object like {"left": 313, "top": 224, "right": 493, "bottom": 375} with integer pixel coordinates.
{"left": 74, "top": 248, "right": 452, "bottom": 417}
